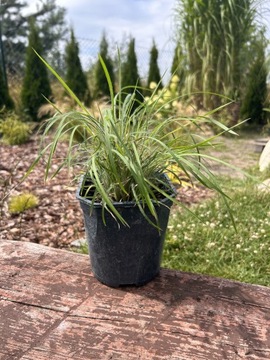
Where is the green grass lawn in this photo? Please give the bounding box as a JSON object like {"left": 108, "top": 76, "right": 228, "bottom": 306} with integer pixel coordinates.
{"left": 163, "top": 175, "right": 270, "bottom": 286}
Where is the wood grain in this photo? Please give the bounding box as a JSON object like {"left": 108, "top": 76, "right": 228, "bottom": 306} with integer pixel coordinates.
{"left": 1, "top": 240, "right": 270, "bottom": 359}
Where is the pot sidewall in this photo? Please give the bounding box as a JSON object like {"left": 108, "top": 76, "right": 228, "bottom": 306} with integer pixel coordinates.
{"left": 77, "top": 176, "right": 175, "bottom": 287}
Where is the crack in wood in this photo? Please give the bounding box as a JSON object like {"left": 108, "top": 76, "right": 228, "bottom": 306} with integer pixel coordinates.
{"left": 0, "top": 296, "right": 68, "bottom": 313}
{"left": 69, "top": 313, "right": 126, "bottom": 322}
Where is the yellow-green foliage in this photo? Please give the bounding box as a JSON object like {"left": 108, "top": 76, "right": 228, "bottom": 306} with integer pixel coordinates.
{"left": 0, "top": 113, "right": 31, "bottom": 145}
{"left": 8, "top": 193, "right": 39, "bottom": 214}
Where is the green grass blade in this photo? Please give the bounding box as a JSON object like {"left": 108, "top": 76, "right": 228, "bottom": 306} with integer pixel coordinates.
{"left": 33, "top": 49, "right": 89, "bottom": 114}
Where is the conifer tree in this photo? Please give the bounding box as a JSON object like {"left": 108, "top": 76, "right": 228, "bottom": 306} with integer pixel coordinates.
{"left": 121, "top": 38, "right": 142, "bottom": 110}
{"left": 147, "top": 41, "right": 162, "bottom": 89}
{"left": 94, "top": 33, "right": 114, "bottom": 99}
{"left": 65, "top": 29, "right": 91, "bottom": 106}
{"left": 240, "top": 38, "right": 268, "bottom": 126}
{"left": 21, "top": 18, "right": 51, "bottom": 121}
{"left": 2, "top": 0, "right": 67, "bottom": 76}
{"left": 0, "top": 65, "right": 14, "bottom": 110}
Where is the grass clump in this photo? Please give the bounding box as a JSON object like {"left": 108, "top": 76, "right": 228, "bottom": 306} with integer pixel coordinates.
{"left": 8, "top": 193, "right": 39, "bottom": 214}
{"left": 163, "top": 176, "right": 270, "bottom": 287}
{"left": 0, "top": 113, "right": 31, "bottom": 145}
{"left": 30, "top": 51, "right": 240, "bottom": 228}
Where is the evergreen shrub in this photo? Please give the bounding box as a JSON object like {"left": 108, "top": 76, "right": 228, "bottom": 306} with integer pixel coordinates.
{"left": 21, "top": 18, "right": 52, "bottom": 121}
{"left": 94, "top": 33, "right": 114, "bottom": 99}
{"left": 0, "top": 65, "right": 14, "bottom": 110}
{"left": 147, "top": 41, "right": 162, "bottom": 90}
{"left": 65, "top": 30, "right": 91, "bottom": 106}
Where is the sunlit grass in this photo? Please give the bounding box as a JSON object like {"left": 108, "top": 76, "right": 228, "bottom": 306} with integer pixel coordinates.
{"left": 163, "top": 175, "right": 270, "bottom": 286}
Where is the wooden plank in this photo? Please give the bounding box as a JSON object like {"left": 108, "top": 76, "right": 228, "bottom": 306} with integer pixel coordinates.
{"left": 0, "top": 240, "right": 91, "bottom": 312}
{"left": 0, "top": 299, "right": 63, "bottom": 360}
{"left": 1, "top": 240, "right": 270, "bottom": 359}
{"left": 0, "top": 240, "right": 90, "bottom": 274}
{"left": 22, "top": 275, "right": 270, "bottom": 359}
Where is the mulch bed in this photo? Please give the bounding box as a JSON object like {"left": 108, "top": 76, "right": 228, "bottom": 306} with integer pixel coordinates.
{"left": 0, "top": 137, "right": 213, "bottom": 249}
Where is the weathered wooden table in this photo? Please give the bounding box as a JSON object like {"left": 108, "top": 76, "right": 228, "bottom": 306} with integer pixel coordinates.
{"left": 1, "top": 240, "right": 270, "bottom": 359}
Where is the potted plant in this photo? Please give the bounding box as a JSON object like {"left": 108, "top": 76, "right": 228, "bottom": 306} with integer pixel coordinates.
{"left": 28, "top": 52, "right": 236, "bottom": 287}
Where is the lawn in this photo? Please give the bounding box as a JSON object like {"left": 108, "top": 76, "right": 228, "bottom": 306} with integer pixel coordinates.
{"left": 163, "top": 173, "right": 270, "bottom": 287}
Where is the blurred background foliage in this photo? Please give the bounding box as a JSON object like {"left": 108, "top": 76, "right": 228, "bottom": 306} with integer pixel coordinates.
{"left": 0, "top": 0, "right": 269, "bottom": 135}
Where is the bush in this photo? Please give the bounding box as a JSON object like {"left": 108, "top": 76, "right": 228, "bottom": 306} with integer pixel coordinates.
{"left": 8, "top": 193, "right": 39, "bottom": 214}
{"left": 0, "top": 113, "right": 31, "bottom": 145}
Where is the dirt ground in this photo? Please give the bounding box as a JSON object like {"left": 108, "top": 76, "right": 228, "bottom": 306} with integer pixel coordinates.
{"left": 0, "top": 135, "right": 261, "bottom": 248}
{"left": 204, "top": 136, "right": 261, "bottom": 177}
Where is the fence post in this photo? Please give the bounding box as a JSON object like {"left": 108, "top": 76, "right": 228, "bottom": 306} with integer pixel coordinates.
{"left": 0, "top": 0, "right": 8, "bottom": 88}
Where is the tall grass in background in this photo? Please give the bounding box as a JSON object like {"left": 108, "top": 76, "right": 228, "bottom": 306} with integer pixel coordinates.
{"left": 174, "top": 0, "right": 266, "bottom": 111}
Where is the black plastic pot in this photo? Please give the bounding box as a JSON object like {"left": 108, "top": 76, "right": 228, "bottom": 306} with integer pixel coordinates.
{"left": 76, "top": 176, "right": 175, "bottom": 287}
